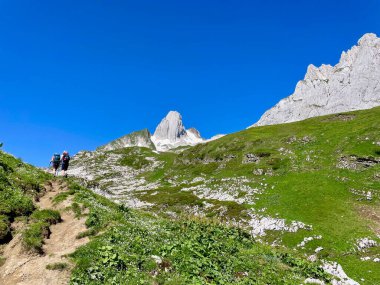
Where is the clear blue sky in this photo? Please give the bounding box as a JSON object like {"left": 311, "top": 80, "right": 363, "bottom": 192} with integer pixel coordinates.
{"left": 0, "top": 0, "right": 379, "bottom": 166}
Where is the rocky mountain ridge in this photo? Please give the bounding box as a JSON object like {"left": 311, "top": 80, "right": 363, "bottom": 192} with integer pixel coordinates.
{"left": 101, "top": 110, "right": 222, "bottom": 152}
{"left": 99, "top": 129, "right": 155, "bottom": 151}
{"left": 251, "top": 33, "right": 380, "bottom": 127}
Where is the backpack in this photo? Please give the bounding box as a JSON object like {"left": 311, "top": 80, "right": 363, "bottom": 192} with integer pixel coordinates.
{"left": 53, "top": 154, "right": 61, "bottom": 163}
{"left": 62, "top": 154, "right": 70, "bottom": 163}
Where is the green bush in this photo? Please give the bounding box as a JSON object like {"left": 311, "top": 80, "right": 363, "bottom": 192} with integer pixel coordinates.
{"left": 0, "top": 215, "right": 10, "bottom": 241}
{"left": 0, "top": 190, "right": 34, "bottom": 217}
{"left": 0, "top": 256, "right": 6, "bottom": 267}
{"left": 46, "top": 262, "right": 69, "bottom": 271}
{"left": 30, "top": 209, "right": 61, "bottom": 224}
{"left": 71, "top": 203, "right": 82, "bottom": 218}
{"left": 76, "top": 228, "right": 97, "bottom": 239}
{"left": 23, "top": 221, "right": 50, "bottom": 253}
{"left": 85, "top": 210, "right": 101, "bottom": 228}
{"left": 23, "top": 210, "right": 61, "bottom": 253}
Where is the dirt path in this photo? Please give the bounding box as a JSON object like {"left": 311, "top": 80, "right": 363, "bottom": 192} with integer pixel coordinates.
{"left": 0, "top": 180, "right": 89, "bottom": 285}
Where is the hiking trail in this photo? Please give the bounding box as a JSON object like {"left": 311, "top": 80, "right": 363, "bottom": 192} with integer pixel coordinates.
{"left": 0, "top": 180, "right": 89, "bottom": 285}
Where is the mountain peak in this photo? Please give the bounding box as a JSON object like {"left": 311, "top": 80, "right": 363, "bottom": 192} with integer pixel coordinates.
{"left": 165, "top": 110, "right": 182, "bottom": 119}
{"left": 151, "top": 111, "right": 206, "bottom": 151}
{"left": 358, "top": 33, "right": 379, "bottom": 46}
{"left": 250, "top": 33, "right": 380, "bottom": 127}
{"left": 153, "top": 110, "right": 186, "bottom": 142}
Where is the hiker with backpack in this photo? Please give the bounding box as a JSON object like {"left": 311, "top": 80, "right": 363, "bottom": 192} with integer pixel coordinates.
{"left": 50, "top": 153, "right": 61, "bottom": 176}
{"left": 61, "top": 150, "right": 70, "bottom": 177}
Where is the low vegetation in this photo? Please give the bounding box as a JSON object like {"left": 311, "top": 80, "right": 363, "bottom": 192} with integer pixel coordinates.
{"left": 22, "top": 221, "right": 51, "bottom": 253}
{"left": 2, "top": 107, "right": 380, "bottom": 284}
{"left": 46, "top": 262, "right": 69, "bottom": 271}
{"left": 69, "top": 183, "right": 331, "bottom": 284}
{"left": 0, "top": 150, "right": 330, "bottom": 284}
{"left": 69, "top": 106, "right": 380, "bottom": 284}
{"left": 23, "top": 209, "right": 61, "bottom": 253}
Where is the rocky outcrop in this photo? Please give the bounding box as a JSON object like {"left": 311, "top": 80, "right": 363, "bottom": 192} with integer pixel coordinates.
{"left": 151, "top": 111, "right": 204, "bottom": 151}
{"left": 99, "top": 129, "right": 156, "bottom": 151}
{"left": 187, "top": 128, "right": 202, "bottom": 139}
{"left": 152, "top": 111, "right": 187, "bottom": 142}
{"left": 251, "top": 33, "right": 380, "bottom": 127}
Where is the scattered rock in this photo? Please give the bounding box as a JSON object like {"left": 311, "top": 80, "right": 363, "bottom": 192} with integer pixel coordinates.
{"left": 243, "top": 153, "right": 260, "bottom": 164}
{"left": 278, "top": 147, "right": 294, "bottom": 155}
{"left": 252, "top": 168, "right": 273, "bottom": 176}
{"left": 151, "top": 255, "right": 162, "bottom": 265}
{"left": 247, "top": 211, "right": 310, "bottom": 237}
{"left": 304, "top": 278, "right": 325, "bottom": 284}
{"left": 301, "top": 136, "right": 314, "bottom": 144}
{"left": 297, "top": 235, "right": 322, "bottom": 248}
{"left": 337, "top": 155, "right": 379, "bottom": 170}
{"left": 350, "top": 189, "right": 373, "bottom": 201}
{"left": 307, "top": 255, "right": 318, "bottom": 262}
{"left": 356, "top": 238, "right": 377, "bottom": 251}
{"left": 224, "top": 154, "right": 237, "bottom": 161}
{"left": 322, "top": 261, "right": 359, "bottom": 285}
{"left": 315, "top": 247, "right": 324, "bottom": 253}
{"left": 322, "top": 114, "right": 356, "bottom": 122}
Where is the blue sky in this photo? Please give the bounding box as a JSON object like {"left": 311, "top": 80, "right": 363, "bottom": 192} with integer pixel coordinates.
{"left": 0, "top": 0, "right": 379, "bottom": 166}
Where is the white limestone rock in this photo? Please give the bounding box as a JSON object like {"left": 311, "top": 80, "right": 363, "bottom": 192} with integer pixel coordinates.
{"left": 153, "top": 111, "right": 187, "bottom": 142}
{"left": 151, "top": 111, "right": 205, "bottom": 151}
{"left": 251, "top": 33, "right": 380, "bottom": 127}
{"left": 322, "top": 262, "right": 359, "bottom": 285}
{"left": 356, "top": 237, "right": 378, "bottom": 251}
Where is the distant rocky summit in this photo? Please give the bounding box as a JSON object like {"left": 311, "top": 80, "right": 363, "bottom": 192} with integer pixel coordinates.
{"left": 151, "top": 111, "right": 204, "bottom": 151}
{"left": 100, "top": 111, "right": 222, "bottom": 152}
{"left": 251, "top": 33, "right": 380, "bottom": 127}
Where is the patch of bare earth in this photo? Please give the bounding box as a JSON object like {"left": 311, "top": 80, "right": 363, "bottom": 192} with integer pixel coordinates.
{"left": 358, "top": 205, "right": 380, "bottom": 235}
{"left": 0, "top": 181, "right": 89, "bottom": 285}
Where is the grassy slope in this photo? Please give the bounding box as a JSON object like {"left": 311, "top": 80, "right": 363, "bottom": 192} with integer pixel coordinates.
{"left": 0, "top": 151, "right": 50, "bottom": 243}
{"left": 0, "top": 151, "right": 330, "bottom": 284}
{"left": 134, "top": 107, "right": 380, "bottom": 284}
{"left": 69, "top": 182, "right": 330, "bottom": 284}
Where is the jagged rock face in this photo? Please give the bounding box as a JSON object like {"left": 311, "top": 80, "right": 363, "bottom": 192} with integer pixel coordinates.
{"left": 99, "top": 129, "right": 155, "bottom": 151}
{"left": 151, "top": 111, "right": 204, "bottom": 151}
{"left": 187, "top": 128, "right": 202, "bottom": 139}
{"left": 251, "top": 33, "right": 380, "bottom": 127}
{"left": 90, "top": 111, "right": 223, "bottom": 153}
{"left": 153, "top": 111, "right": 187, "bottom": 142}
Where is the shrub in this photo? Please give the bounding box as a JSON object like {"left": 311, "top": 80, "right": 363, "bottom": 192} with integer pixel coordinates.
{"left": 0, "top": 190, "right": 34, "bottom": 217}
{"left": 46, "top": 262, "right": 68, "bottom": 271}
{"left": 30, "top": 209, "right": 61, "bottom": 224}
{"left": 0, "top": 215, "right": 10, "bottom": 241}
{"left": 71, "top": 203, "right": 81, "bottom": 218}
{"left": 0, "top": 256, "right": 6, "bottom": 267}
{"left": 23, "top": 221, "right": 50, "bottom": 253}
{"left": 85, "top": 210, "right": 101, "bottom": 228}
{"left": 76, "top": 228, "right": 97, "bottom": 239}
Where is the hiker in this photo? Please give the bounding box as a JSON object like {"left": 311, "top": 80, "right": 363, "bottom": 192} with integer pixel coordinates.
{"left": 50, "top": 153, "right": 61, "bottom": 176}
{"left": 61, "top": 150, "right": 70, "bottom": 177}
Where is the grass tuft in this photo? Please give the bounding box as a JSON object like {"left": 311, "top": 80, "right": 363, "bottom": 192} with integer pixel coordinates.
{"left": 46, "top": 262, "right": 69, "bottom": 271}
